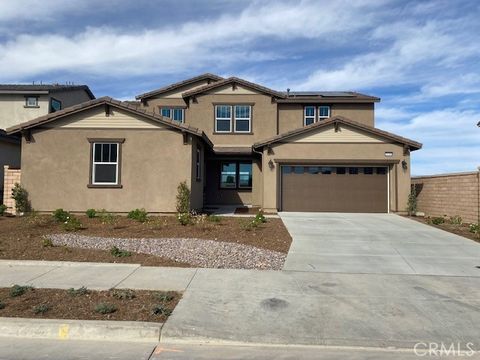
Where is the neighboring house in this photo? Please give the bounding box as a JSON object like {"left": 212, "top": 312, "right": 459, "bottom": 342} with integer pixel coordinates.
{"left": 6, "top": 74, "right": 421, "bottom": 213}
{"left": 0, "top": 84, "right": 95, "bottom": 203}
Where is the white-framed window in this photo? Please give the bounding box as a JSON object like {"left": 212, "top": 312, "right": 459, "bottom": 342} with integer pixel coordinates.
{"left": 304, "top": 106, "right": 316, "bottom": 126}
{"left": 234, "top": 105, "right": 251, "bottom": 133}
{"left": 318, "top": 105, "right": 331, "bottom": 120}
{"left": 25, "top": 96, "right": 38, "bottom": 108}
{"left": 196, "top": 147, "right": 201, "bottom": 181}
{"left": 92, "top": 143, "right": 119, "bottom": 185}
{"left": 160, "top": 107, "right": 184, "bottom": 123}
{"left": 215, "top": 105, "right": 232, "bottom": 133}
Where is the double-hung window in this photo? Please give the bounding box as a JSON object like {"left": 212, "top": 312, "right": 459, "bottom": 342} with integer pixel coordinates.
{"left": 215, "top": 105, "right": 251, "bottom": 133}
{"left": 304, "top": 106, "right": 316, "bottom": 126}
{"left": 220, "top": 161, "right": 252, "bottom": 189}
{"left": 91, "top": 142, "right": 121, "bottom": 186}
{"left": 25, "top": 96, "right": 38, "bottom": 108}
{"left": 160, "top": 107, "right": 184, "bottom": 123}
{"left": 318, "top": 105, "right": 330, "bottom": 120}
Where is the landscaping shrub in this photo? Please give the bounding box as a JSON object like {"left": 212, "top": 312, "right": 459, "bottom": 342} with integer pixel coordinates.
{"left": 0, "top": 204, "right": 6, "bottom": 216}
{"left": 127, "top": 208, "right": 148, "bottom": 223}
{"left": 449, "top": 215, "right": 462, "bottom": 225}
{"left": 255, "top": 210, "right": 267, "bottom": 224}
{"left": 110, "top": 246, "right": 131, "bottom": 257}
{"left": 11, "top": 183, "right": 31, "bottom": 214}
{"left": 10, "top": 285, "right": 33, "bottom": 298}
{"left": 42, "top": 238, "right": 54, "bottom": 248}
{"left": 86, "top": 209, "right": 96, "bottom": 218}
{"left": 0, "top": 301, "right": 5, "bottom": 310}
{"left": 152, "top": 304, "right": 172, "bottom": 316}
{"left": 406, "top": 186, "right": 417, "bottom": 216}
{"left": 98, "top": 209, "right": 117, "bottom": 225}
{"left": 154, "top": 292, "right": 175, "bottom": 303}
{"left": 33, "top": 304, "right": 50, "bottom": 314}
{"left": 207, "top": 214, "right": 221, "bottom": 223}
{"left": 25, "top": 210, "right": 50, "bottom": 227}
{"left": 53, "top": 208, "right": 70, "bottom": 223}
{"left": 94, "top": 303, "right": 117, "bottom": 314}
{"left": 469, "top": 223, "right": 479, "bottom": 237}
{"left": 63, "top": 216, "right": 83, "bottom": 232}
{"left": 111, "top": 289, "right": 136, "bottom": 300}
{"left": 240, "top": 218, "right": 260, "bottom": 231}
{"left": 177, "top": 212, "right": 192, "bottom": 226}
{"left": 431, "top": 217, "right": 445, "bottom": 225}
{"left": 67, "top": 286, "right": 89, "bottom": 297}
{"left": 176, "top": 181, "right": 190, "bottom": 213}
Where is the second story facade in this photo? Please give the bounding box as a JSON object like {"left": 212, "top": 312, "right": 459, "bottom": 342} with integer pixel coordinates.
{"left": 136, "top": 74, "right": 380, "bottom": 147}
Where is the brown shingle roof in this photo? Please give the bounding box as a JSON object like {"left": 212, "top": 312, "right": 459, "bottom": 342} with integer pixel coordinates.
{"left": 277, "top": 91, "right": 380, "bottom": 103}
{"left": 135, "top": 73, "right": 223, "bottom": 100}
{"left": 0, "top": 84, "right": 95, "bottom": 99}
{"left": 5, "top": 96, "right": 213, "bottom": 147}
{"left": 253, "top": 115, "right": 422, "bottom": 150}
{"left": 182, "top": 77, "right": 286, "bottom": 99}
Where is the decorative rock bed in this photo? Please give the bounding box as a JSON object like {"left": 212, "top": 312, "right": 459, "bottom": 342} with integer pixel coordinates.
{"left": 47, "top": 234, "right": 286, "bottom": 270}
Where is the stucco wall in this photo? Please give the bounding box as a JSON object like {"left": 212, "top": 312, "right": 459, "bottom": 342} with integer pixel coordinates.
{"left": 0, "top": 95, "right": 49, "bottom": 130}
{"left": 412, "top": 172, "right": 479, "bottom": 224}
{"left": 21, "top": 128, "right": 195, "bottom": 213}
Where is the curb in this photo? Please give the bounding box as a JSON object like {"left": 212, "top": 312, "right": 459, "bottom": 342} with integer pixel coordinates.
{"left": 0, "top": 317, "right": 162, "bottom": 342}
{"left": 0, "top": 259, "right": 141, "bottom": 268}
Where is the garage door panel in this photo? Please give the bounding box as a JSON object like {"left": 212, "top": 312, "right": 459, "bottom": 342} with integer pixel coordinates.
{"left": 281, "top": 166, "right": 388, "bottom": 213}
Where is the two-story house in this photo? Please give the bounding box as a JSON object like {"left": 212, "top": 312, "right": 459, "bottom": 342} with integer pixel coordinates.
{"left": 6, "top": 74, "right": 421, "bottom": 213}
{"left": 0, "top": 84, "right": 94, "bottom": 203}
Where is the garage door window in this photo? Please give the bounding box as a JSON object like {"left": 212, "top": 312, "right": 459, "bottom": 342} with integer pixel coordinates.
{"left": 336, "top": 167, "right": 346, "bottom": 174}
{"left": 282, "top": 166, "right": 292, "bottom": 174}
{"left": 320, "top": 167, "right": 332, "bottom": 174}
{"left": 363, "top": 167, "right": 374, "bottom": 175}
{"left": 294, "top": 166, "right": 304, "bottom": 174}
{"left": 308, "top": 166, "right": 319, "bottom": 174}
{"left": 349, "top": 167, "right": 359, "bottom": 174}
{"left": 377, "top": 167, "right": 387, "bottom": 175}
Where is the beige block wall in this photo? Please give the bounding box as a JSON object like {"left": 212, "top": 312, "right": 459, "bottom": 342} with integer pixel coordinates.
{"left": 261, "top": 142, "right": 411, "bottom": 213}
{"left": 278, "top": 103, "right": 375, "bottom": 134}
{"left": 3, "top": 165, "right": 21, "bottom": 213}
{"left": 21, "top": 128, "right": 196, "bottom": 213}
{"left": 412, "top": 172, "right": 479, "bottom": 224}
{"left": 0, "top": 141, "right": 21, "bottom": 201}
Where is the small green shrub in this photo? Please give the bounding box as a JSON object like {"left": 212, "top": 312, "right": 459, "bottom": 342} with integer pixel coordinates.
{"left": 240, "top": 218, "right": 259, "bottom": 231}
{"left": 449, "top": 215, "right": 462, "bottom": 225}
{"left": 110, "top": 246, "right": 131, "bottom": 257}
{"left": 154, "top": 292, "right": 175, "bottom": 303}
{"left": 67, "top": 286, "right": 89, "bottom": 297}
{"left": 53, "top": 209, "right": 70, "bottom": 222}
{"left": 98, "top": 209, "right": 116, "bottom": 225}
{"left": 111, "top": 289, "right": 136, "bottom": 300}
{"left": 127, "top": 208, "right": 148, "bottom": 223}
{"left": 255, "top": 210, "right": 267, "bottom": 224}
{"left": 94, "top": 303, "right": 117, "bottom": 314}
{"left": 25, "top": 210, "right": 50, "bottom": 227}
{"left": 42, "top": 238, "right": 54, "bottom": 248}
{"left": 0, "top": 204, "right": 7, "bottom": 216}
{"left": 469, "top": 223, "right": 479, "bottom": 237}
{"left": 11, "top": 183, "right": 31, "bottom": 214}
{"left": 406, "top": 186, "right": 417, "bottom": 216}
{"left": 152, "top": 304, "right": 172, "bottom": 316}
{"left": 177, "top": 212, "right": 192, "bottom": 226}
{"left": 207, "top": 215, "right": 221, "bottom": 223}
{"left": 86, "top": 209, "right": 96, "bottom": 218}
{"left": 431, "top": 217, "right": 445, "bottom": 225}
{"left": 63, "top": 216, "right": 83, "bottom": 232}
{"left": 33, "top": 304, "right": 50, "bottom": 314}
{"left": 176, "top": 181, "right": 190, "bottom": 213}
{"left": 10, "top": 285, "right": 33, "bottom": 298}
{"left": 0, "top": 301, "right": 5, "bottom": 310}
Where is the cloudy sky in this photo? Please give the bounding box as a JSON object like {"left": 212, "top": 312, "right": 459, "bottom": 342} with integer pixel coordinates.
{"left": 1, "top": 0, "right": 479, "bottom": 175}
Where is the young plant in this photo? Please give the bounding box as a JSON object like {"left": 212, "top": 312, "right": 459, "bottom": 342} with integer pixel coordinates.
{"left": 67, "top": 286, "right": 89, "bottom": 297}
{"left": 0, "top": 204, "right": 7, "bottom": 216}
{"left": 176, "top": 181, "right": 190, "bottom": 213}
{"left": 469, "top": 223, "right": 479, "bottom": 237}
{"left": 63, "top": 216, "right": 83, "bottom": 232}
{"left": 448, "top": 215, "right": 462, "bottom": 225}
{"left": 207, "top": 214, "right": 221, "bottom": 223}
{"left": 152, "top": 304, "right": 172, "bottom": 316}
{"left": 127, "top": 208, "right": 148, "bottom": 223}
{"left": 406, "top": 186, "right": 417, "bottom": 216}
{"left": 0, "top": 301, "right": 5, "bottom": 310}
{"left": 33, "top": 304, "right": 50, "bottom": 314}
{"left": 94, "top": 303, "right": 117, "bottom": 314}
{"left": 11, "top": 183, "right": 31, "bottom": 214}
{"left": 98, "top": 209, "right": 116, "bottom": 225}
{"left": 431, "top": 217, "right": 445, "bottom": 225}
{"left": 42, "top": 238, "right": 54, "bottom": 248}
{"left": 255, "top": 210, "right": 267, "bottom": 224}
{"left": 53, "top": 209, "right": 70, "bottom": 223}
{"left": 154, "top": 292, "right": 175, "bottom": 303}
{"left": 10, "top": 285, "right": 33, "bottom": 298}
{"left": 177, "top": 212, "right": 192, "bottom": 226}
{"left": 111, "top": 289, "right": 136, "bottom": 300}
{"left": 110, "top": 246, "right": 132, "bottom": 257}
{"left": 86, "top": 209, "right": 96, "bottom": 218}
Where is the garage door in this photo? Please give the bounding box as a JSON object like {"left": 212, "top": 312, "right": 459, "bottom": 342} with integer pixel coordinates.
{"left": 281, "top": 166, "right": 388, "bottom": 213}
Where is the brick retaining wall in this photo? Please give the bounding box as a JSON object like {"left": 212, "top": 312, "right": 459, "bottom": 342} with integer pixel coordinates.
{"left": 3, "top": 165, "right": 21, "bottom": 214}
{"left": 412, "top": 171, "right": 479, "bottom": 224}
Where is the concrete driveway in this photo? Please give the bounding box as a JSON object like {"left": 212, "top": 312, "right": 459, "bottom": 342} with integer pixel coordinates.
{"left": 280, "top": 213, "right": 480, "bottom": 276}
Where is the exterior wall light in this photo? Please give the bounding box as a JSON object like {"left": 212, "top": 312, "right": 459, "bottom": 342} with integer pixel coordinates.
{"left": 402, "top": 160, "right": 408, "bottom": 170}
{"left": 268, "top": 159, "right": 275, "bottom": 169}
{"left": 385, "top": 151, "right": 393, "bottom": 157}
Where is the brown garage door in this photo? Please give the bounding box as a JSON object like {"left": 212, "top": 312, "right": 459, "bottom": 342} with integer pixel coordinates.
{"left": 281, "top": 166, "right": 388, "bottom": 213}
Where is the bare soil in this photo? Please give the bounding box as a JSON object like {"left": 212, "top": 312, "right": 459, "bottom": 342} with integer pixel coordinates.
{"left": 0, "top": 287, "right": 180, "bottom": 322}
{"left": 406, "top": 216, "right": 479, "bottom": 243}
{"left": 0, "top": 214, "right": 292, "bottom": 266}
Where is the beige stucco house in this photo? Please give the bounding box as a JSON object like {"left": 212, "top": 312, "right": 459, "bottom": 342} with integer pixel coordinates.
{"left": 0, "top": 84, "right": 94, "bottom": 203}
{"left": 6, "top": 74, "right": 421, "bottom": 213}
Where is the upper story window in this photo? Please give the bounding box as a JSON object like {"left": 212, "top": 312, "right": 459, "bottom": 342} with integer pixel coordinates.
{"left": 50, "top": 98, "right": 62, "bottom": 113}
{"left": 303, "top": 105, "right": 331, "bottom": 126}
{"left": 160, "top": 107, "right": 184, "bottom": 123}
{"left": 215, "top": 105, "right": 251, "bottom": 133}
{"left": 25, "top": 96, "right": 39, "bottom": 108}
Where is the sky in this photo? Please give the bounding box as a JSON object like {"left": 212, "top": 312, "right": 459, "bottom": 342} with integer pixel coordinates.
{"left": 0, "top": 0, "right": 479, "bottom": 175}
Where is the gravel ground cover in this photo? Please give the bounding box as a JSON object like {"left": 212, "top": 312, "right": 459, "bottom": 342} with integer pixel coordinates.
{"left": 47, "top": 234, "right": 287, "bottom": 270}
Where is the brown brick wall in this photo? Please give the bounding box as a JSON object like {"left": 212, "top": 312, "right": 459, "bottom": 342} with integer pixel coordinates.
{"left": 412, "top": 171, "right": 479, "bottom": 224}
{"left": 3, "top": 165, "right": 21, "bottom": 214}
